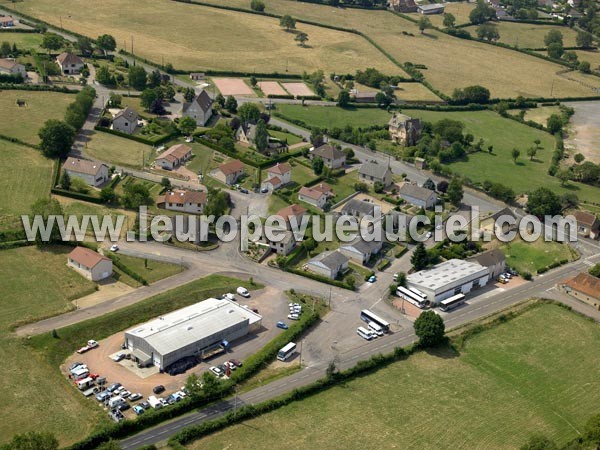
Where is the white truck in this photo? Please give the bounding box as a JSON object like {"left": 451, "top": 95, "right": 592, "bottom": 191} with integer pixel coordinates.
{"left": 108, "top": 396, "right": 126, "bottom": 410}
{"left": 76, "top": 376, "right": 95, "bottom": 391}
{"left": 147, "top": 395, "right": 163, "bottom": 410}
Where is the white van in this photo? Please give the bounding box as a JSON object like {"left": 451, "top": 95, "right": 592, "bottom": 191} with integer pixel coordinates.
{"left": 357, "top": 327, "right": 374, "bottom": 340}
{"left": 368, "top": 321, "right": 384, "bottom": 336}
{"left": 108, "top": 396, "right": 125, "bottom": 409}
{"left": 72, "top": 367, "right": 89, "bottom": 379}
{"left": 76, "top": 377, "right": 95, "bottom": 391}
{"left": 147, "top": 395, "right": 163, "bottom": 410}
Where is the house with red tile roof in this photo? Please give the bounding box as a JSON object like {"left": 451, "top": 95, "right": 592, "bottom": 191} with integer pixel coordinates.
{"left": 68, "top": 247, "right": 113, "bottom": 281}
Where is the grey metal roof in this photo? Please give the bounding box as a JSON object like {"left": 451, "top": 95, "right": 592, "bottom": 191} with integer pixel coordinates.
{"left": 312, "top": 144, "right": 345, "bottom": 161}
{"left": 407, "top": 259, "right": 488, "bottom": 293}
{"left": 309, "top": 250, "right": 348, "bottom": 270}
{"left": 467, "top": 249, "right": 506, "bottom": 268}
{"left": 358, "top": 161, "right": 390, "bottom": 180}
{"left": 399, "top": 183, "right": 436, "bottom": 202}
{"left": 341, "top": 237, "right": 382, "bottom": 255}
{"left": 341, "top": 199, "right": 376, "bottom": 216}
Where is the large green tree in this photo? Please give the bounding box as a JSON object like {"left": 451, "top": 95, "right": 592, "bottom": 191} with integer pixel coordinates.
{"left": 413, "top": 310, "right": 445, "bottom": 347}
{"left": 238, "top": 102, "right": 261, "bottom": 123}
{"left": 527, "top": 187, "right": 562, "bottom": 216}
{"left": 5, "top": 431, "right": 59, "bottom": 450}
{"left": 96, "top": 34, "right": 116, "bottom": 54}
{"left": 128, "top": 65, "right": 148, "bottom": 91}
{"left": 410, "top": 242, "right": 429, "bottom": 271}
{"left": 544, "top": 29, "right": 563, "bottom": 47}
{"left": 41, "top": 33, "right": 63, "bottom": 52}
{"left": 38, "top": 120, "right": 76, "bottom": 158}
{"left": 254, "top": 119, "right": 269, "bottom": 153}
{"left": 178, "top": 116, "right": 197, "bottom": 136}
{"left": 446, "top": 176, "right": 464, "bottom": 207}
{"left": 280, "top": 15, "right": 296, "bottom": 31}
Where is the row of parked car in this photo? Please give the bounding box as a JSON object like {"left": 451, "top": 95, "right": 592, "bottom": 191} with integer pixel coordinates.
{"left": 497, "top": 268, "right": 518, "bottom": 284}
{"left": 208, "top": 358, "right": 242, "bottom": 378}
{"left": 287, "top": 302, "right": 303, "bottom": 321}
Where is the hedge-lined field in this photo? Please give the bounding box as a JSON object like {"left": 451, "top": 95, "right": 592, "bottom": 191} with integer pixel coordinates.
{"left": 463, "top": 22, "right": 579, "bottom": 49}
{"left": 188, "top": 303, "right": 600, "bottom": 449}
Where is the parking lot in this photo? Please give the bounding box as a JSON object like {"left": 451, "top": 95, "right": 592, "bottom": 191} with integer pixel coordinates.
{"left": 61, "top": 285, "right": 294, "bottom": 421}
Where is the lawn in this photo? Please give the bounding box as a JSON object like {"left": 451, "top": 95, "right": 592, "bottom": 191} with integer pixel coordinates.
{"left": 276, "top": 104, "right": 393, "bottom": 129}
{"left": 188, "top": 303, "right": 600, "bottom": 450}
{"left": 463, "top": 22, "right": 579, "bottom": 49}
{"left": 0, "top": 31, "right": 44, "bottom": 51}
{"left": 0, "top": 90, "right": 75, "bottom": 145}
{"left": 289, "top": 160, "right": 317, "bottom": 186}
{"left": 0, "top": 141, "right": 54, "bottom": 230}
{"left": 329, "top": 170, "right": 358, "bottom": 203}
{"left": 518, "top": 105, "right": 562, "bottom": 126}
{"left": 0, "top": 245, "right": 104, "bottom": 446}
{"left": 109, "top": 252, "right": 183, "bottom": 286}
{"left": 83, "top": 130, "right": 155, "bottom": 169}
{"left": 8, "top": 0, "right": 399, "bottom": 75}
{"left": 269, "top": 129, "right": 304, "bottom": 145}
{"left": 406, "top": 1, "right": 475, "bottom": 27}
{"left": 498, "top": 238, "right": 575, "bottom": 274}
{"left": 405, "top": 109, "right": 600, "bottom": 202}
{"left": 394, "top": 82, "right": 442, "bottom": 102}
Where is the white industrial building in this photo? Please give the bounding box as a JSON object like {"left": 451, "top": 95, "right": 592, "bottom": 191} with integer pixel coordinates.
{"left": 124, "top": 298, "right": 262, "bottom": 370}
{"left": 407, "top": 259, "right": 489, "bottom": 304}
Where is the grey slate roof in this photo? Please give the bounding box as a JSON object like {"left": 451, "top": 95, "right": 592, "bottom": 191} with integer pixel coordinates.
{"left": 310, "top": 250, "right": 349, "bottom": 270}
{"left": 341, "top": 199, "right": 376, "bottom": 217}
{"left": 358, "top": 161, "right": 390, "bottom": 180}
{"left": 341, "top": 237, "right": 382, "bottom": 255}
{"left": 113, "top": 106, "right": 138, "bottom": 122}
{"left": 398, "top": 183, "right": 436, "bottom": 202}
{"left": 467, "top": 249, "right": 506, "bottom": 268}
{"left": 183, "top": 90, "right": 213, "bottom": 113}
{"left": 312, "top": 144, "right": 345, "bottom": 161}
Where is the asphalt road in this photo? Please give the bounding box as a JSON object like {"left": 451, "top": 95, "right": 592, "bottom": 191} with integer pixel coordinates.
{"left": 119, "top": 249, "right": 600, "bottom": 449}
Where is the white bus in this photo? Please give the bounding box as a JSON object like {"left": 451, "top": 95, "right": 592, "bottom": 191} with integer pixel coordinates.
{"left": 357, "top": 327, "right": 374, "bottom": 340}
{"left": 368, "top": 321, "right": 384, "bottom": 336}
{"left": 397, "top": 286, "right": 427, "bottom": 309}
{"left": 439, "top": 293, "right": 466, "bottom": 312}
{"left": 277, "top": 342, "right": 297, "bottom": 361}
{"left": 360, "top": 309, "right": 390, "bottom": 332}
{"left": 409, "top": 286, "right": 427, "bottom": 300}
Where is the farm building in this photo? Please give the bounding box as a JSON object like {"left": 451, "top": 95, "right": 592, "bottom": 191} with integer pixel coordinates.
{"left": 0, "top": 59, "right": 26, "bottom": 78}
{"left": 112, "top": 107, "right": 139, "bottom": 134}
{"left": 559, "top": 273, "right": 600, "bottom": 310}
{"left": 417, "top": 3, "right": 445, "bottom": 14}
{"left": 67, "top": 247, "right": 113, "bottom": 281}
{"left": 124, "top": 298, "right": 262, "bottom": 369}
{"left": 182, "top": 90, "right": 213, "bottom": 126}
{"left": 56, "top": 52, "right": 84, "bottom": 75}
{"left": 407, "top": 259, "right": 490, "bottom": 304}
{"left": 155, "top": 144, "right": 193, "bottom": 170}
{"left": 63, "top": 157, "right": 109, "bottom": 187}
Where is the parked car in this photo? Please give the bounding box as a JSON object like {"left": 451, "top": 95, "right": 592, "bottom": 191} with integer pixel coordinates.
{"left": 112, "top": 353, "right": 126, "bottom": 362}
{"left": 185, "top": 136, "right": 194, "bottom": 143}
{"left": 236, "top": 286, "right": 250, "bottom": 297}
{"left": 393, "top": 273, "right": 399, "bottom": 282}
{"left": 139, "top": 401, "right": 150, "bottom": 410}
{"left": 153, "top": 385, "right": 165, "bottom": 394}
{"left": 121, "top": 390, "right": 131, "bottom": 399}
{"left": 209, "top": 366, "right": 223, "bottom": 377}
{"left": 133, "top": 405, "right": 145, "bottom": 415}
{"left": 261, "top": 187, "right": 269, "bottom": 193}
{"left": 229, "top": 359, "right": 242, "bottom": 368}
{"left": 368, "top": 275, "right": 377, "bottom": 283}
{"left": 240, "top": 188, "right": 249, "bottom": 194}
{"left": 128, "top": 393, "right": 142, "bottom": 402}
{"left": 107, "top": 383, "right": 122, "bottom": 393}
{"left": 224, "top": 293, "right": 236, "bottom": 301}
{"left": 224, "top": 361, "right": 237, "bottom": 371}
{"left": 69, "top": 362, "right": 84, "bottom": 371}
{"left": 276, "top": 321, "right": 289, "bottom": 330}
{"left": 96, "top": 391, "right": 111, "bottom": 402}
{"left": 503, "top": 272, "right": 512, "bottom": 279}
{"left": 287, "top": 313, "right": 299, "bottom": 320}
{"left": 110, "top": 244, "right": 119, "bottom": 252}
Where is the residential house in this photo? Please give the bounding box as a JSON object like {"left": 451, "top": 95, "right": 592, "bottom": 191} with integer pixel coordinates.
{"left": 310, "top": 144, "right": 346, "bottom": 169}
{"left": 340, "top": 237, "right": 383, "bottom": 265}
{"left": 398, "top": 183, "right": 437, "bottom": 209}
{"left": 0, "top": 16, "right": 15, "bottom": 27}
{"left": 306, "top": 250, "right": 349, "bottom": 280}
{"left": 388, "top": 113, "right": 422, "bottom": 146}
{"left": 276, "top": 204, "right": 308, "bottom": 230}
{"left": 298, "top": 186, "right": 328, "bottom": 209}
{"left": 0, "top": 59, "right": 26, "bottom": 78}
{"left": 56, "top": 52, "right": 84, "bottom": 75}
{"left": 157, "top": 189, "right": 207, "bottom": 214}
{"left": 258, "top": 226, "right": 297, "bottom": 256}
{"left": 389, "top": 0, "right": 417, "bottom": 12}
{"left": 68, "top": 247, "right": 113, "bottom": 281}
{"left": 341, "top": 198, "right": 378, "bottom": 220}
{"left": 467, "top": 249, "right": 506, "bottom": 279}
{"left": 559, "top": 272, "right": 600, "bottom": 310}
{"left": 112, "top": 107, "right": 139, "bottom": 134}
{"left": 358, "top": 161, "right": 393, "bottom": 187}
{"left": 182, "top": 90, "right": 213, "bottom": 126}
{"left": 155, "top": 144, "right": 193, "bottom": 170}
{"left": 573, "top": 210, "right": 600, "bottom": 240}
{"left": 63, "top": 157, "right": 109, "bottom": 187}
{"left": 214, "top": 159, "right": 245, "bottom": 185}
{"left": 262, "top": 162, "right": 292, "bottom": 191}
{"left": 235, "top": 122, "right": 257, "bottom": 146}
{"left": 417, "top": 3, "right": 445, "bottom": 14}
{"left": 352, "top": 91, "right": 377, "bottom": 103}
{"left": 189, "top": 72, "right": 205, "bottom": 81}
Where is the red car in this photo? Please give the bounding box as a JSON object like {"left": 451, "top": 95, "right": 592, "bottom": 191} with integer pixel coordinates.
{"left": 77, "top": 346, "right": 91, "bottom": 354}
{"left": 89, "top": 373, "right": 100, "bottom": 380}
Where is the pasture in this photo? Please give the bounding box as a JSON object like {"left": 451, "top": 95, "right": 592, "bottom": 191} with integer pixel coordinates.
{"left": 405, "top": 109, "right": 600, "bottom": 202}
{"left": 497, "top": 238, "right": 575, "bottom": 274}
{"left": 0, "top": 245, "right": 105, "bottom": 446}
{"left": 0, "top": 141, "right": 53, "bottom": 230}
{"left": 406, "top": 1, "right": 475, "bottom": 27}
{"left": 394, "top": 82, "right": 442, "bottom": 102}
{"left": 0, "top": 31, "right": 44, "bottom": 51}
{"left": 275, "top": 104, "right": 393, "bottom": 128}
{"left": 110, "top": 252, "right": 182, "bottom": 286}
{"left": 83, "top": 130, "right": 155, "bottom": 169}
{"left": 188, "top": 303, "right": 600, "bottom": 450}
{"left": 0, "top": 90, "right": 74, "bottom": 144}
{"left": 463, "top": 22, "right": 578, "bottom": 49}
{"left": 8, "top": 0, "right": 399, "bottom": 74}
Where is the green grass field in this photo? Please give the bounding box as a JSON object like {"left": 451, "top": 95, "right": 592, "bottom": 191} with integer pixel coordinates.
{"left": 498, "top": 238, "right": 575, "bottom": 274}
{"left": 188, "top": 303, "right": 600, "bottom": 450}
{"left": 463, "top": 22, "right": 578, "bottom": 49}
{"left": 8, "top": 0, "right": 398, "bottom": 74}
{"left": 0, "top": 31, "right": 44, "bottom": 51}
{"left": 0, "top": 90, "right": 75, "bottom": 145}
{"left": 276, "top": 104, "right": 393, "bottom": 129}
{"left": 404, "top": 109, "right": 600, "bottom": 202}
{"left": 83, "top": 130, "right": 155, "bottom": 169}
{"left": 0, "top": 245, "right": 104, "bottom": 446}
{"left": 406, "top": 1, "right": 475, "bottom": 27}
{"left": 0, "top": 141, "right": 54, "bottom": 230}
{"left": 518, "top": 105, "right": 562, "bottom": 126}
{"left": 109, "top": 252, "right": 182, "bottom": 286}
{"left": 269, "top": 130, "right": 304, "bottom": 145}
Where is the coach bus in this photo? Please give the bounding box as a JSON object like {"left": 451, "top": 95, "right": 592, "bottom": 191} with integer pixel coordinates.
{"left": 408, "top": 286, "right": 427, "bottom": 300}
{"left": 360, "top": 309, "right": 390, "bottom": 333}
{"left": 277, "top": 342, "right": 297, "bottom": 361}
{"left": 439, "top": 293, "right": 466, "bottom": 312}
{"left": 396, "top": 286, "right": 428, "bottom": 309}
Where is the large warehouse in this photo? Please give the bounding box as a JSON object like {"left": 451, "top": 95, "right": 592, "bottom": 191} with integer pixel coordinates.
{"left": 406, "top": 259, "right": 490, "bottom": 304}
{"left": 124, "top": 298, "right": 262, "bottom": 370}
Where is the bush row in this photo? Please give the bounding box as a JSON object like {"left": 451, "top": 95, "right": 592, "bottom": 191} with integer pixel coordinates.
{"left": 0, "top": 73, "right": 24, "bottom": 84}
{"left": 548, "top": 134, "right": 565, "bottom": 176}
{"left": 104, "top": 253, "right": 149, "bottom": 285}
{"left": 537, "top": 258, "right": 569, "bottom": 274}
{"left": 0, "top": 83, "right": 78, "bottom": 93}
{"left": 94, "top": 125, "right": 178, "bottom": 146}
{"left": 286, "top": 266, "right": 354, "bottom": 290}
{"left": 51, "top": 187, "right": 104, "bottom": 204}
{"left": 377, "top": 259, "right": 391, "bottom": 271}
{"left": 0, "top": 133, "right": 38, "bottom": 149}
{"left": 0, "top": 240, "right": 33, "bottom": 250}
{"left": 0, "top": 27, "right": 41, "bottom": 33}
{"left": 266, "top": 94, "right": 294, "bottom": 99}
